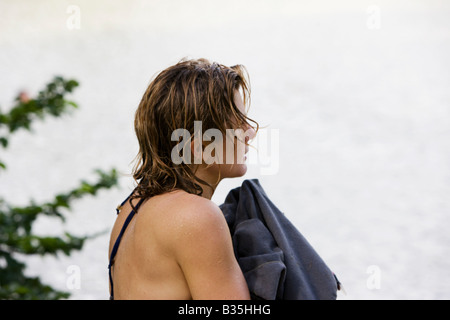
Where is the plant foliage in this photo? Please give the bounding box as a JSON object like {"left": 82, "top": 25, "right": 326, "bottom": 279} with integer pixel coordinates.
{"left": 0, "top": 77, "right": 118, "bottom": 299}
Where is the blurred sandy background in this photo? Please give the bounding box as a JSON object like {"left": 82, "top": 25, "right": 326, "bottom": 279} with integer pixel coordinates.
{"left": 1, "top": 0, "right": 449, "bottom": 299}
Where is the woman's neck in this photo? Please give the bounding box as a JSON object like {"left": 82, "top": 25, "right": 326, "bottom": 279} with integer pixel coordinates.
{"left": 194, "top": 168, "right": 221, "bottom": 200}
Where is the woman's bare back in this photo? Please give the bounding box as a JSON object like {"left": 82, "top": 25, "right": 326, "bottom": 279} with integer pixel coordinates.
{"left": 108, "top": 190, "right": 249, "bottom": 300}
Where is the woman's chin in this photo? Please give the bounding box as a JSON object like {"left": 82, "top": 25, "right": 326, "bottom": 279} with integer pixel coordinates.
{"left": 230, "top": 163, "right": 248, "bottom": 178}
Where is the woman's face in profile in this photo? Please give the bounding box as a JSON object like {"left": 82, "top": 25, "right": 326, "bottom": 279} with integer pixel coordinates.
{"left": 203, "top": 90, "right": 256, "bottom": 179}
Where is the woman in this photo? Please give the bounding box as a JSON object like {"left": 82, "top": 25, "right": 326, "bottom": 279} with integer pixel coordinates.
{"left": 108, "top": 58, "right": 258, "bottom": 300}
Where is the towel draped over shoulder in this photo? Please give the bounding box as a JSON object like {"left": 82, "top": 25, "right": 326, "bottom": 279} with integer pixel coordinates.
{"left": 219, "top": 179, "right": 339, "bottom": 300}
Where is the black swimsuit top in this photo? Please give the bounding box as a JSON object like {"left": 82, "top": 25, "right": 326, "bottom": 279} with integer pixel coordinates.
{"left": 108, "top": 191, "right": 145, "bottom": 300}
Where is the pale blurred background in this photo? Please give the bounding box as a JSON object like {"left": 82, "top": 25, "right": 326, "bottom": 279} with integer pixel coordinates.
{"left": 1, "top": 0, "right": 449, "bottom": 299}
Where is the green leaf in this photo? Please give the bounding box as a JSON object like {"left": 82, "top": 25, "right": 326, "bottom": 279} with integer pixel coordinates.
{"left": 0, "top": 137, "right": 8, "bottom": 148}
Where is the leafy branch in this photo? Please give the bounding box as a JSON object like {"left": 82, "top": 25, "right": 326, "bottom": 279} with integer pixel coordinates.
{"left": 0, "top": 77, "right": 119, "bottom": 299}
{"left": 0, "top": 76, "right": 79, "bottom": 169}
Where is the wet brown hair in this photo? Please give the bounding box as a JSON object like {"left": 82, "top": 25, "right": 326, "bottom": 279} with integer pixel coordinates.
{"left": 130, "top": 58, "right": 258, "bottom": 205}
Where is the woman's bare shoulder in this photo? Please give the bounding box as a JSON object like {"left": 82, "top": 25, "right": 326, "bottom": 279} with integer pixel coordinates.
{"left": 136, "top": 190, "right": 227, "bottom": 245}
{"left": 145, "top": 189, "right": 221, "bottom": 215}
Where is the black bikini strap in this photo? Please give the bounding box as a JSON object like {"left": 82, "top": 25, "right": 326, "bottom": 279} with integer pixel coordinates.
{"left": 108, "top": 196, "right": 145, "bottom": 300}
{"left": 116, "top": 189, "right": 135, "bottom": 214}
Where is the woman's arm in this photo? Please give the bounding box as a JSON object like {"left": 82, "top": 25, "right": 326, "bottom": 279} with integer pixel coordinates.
{"left": 169, "top": 198, "right": 250, "bottom": 300}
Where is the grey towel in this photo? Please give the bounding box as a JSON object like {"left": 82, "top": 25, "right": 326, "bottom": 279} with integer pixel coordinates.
{"left": 219, "top": 179, "right": 338, "bottom": 300}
